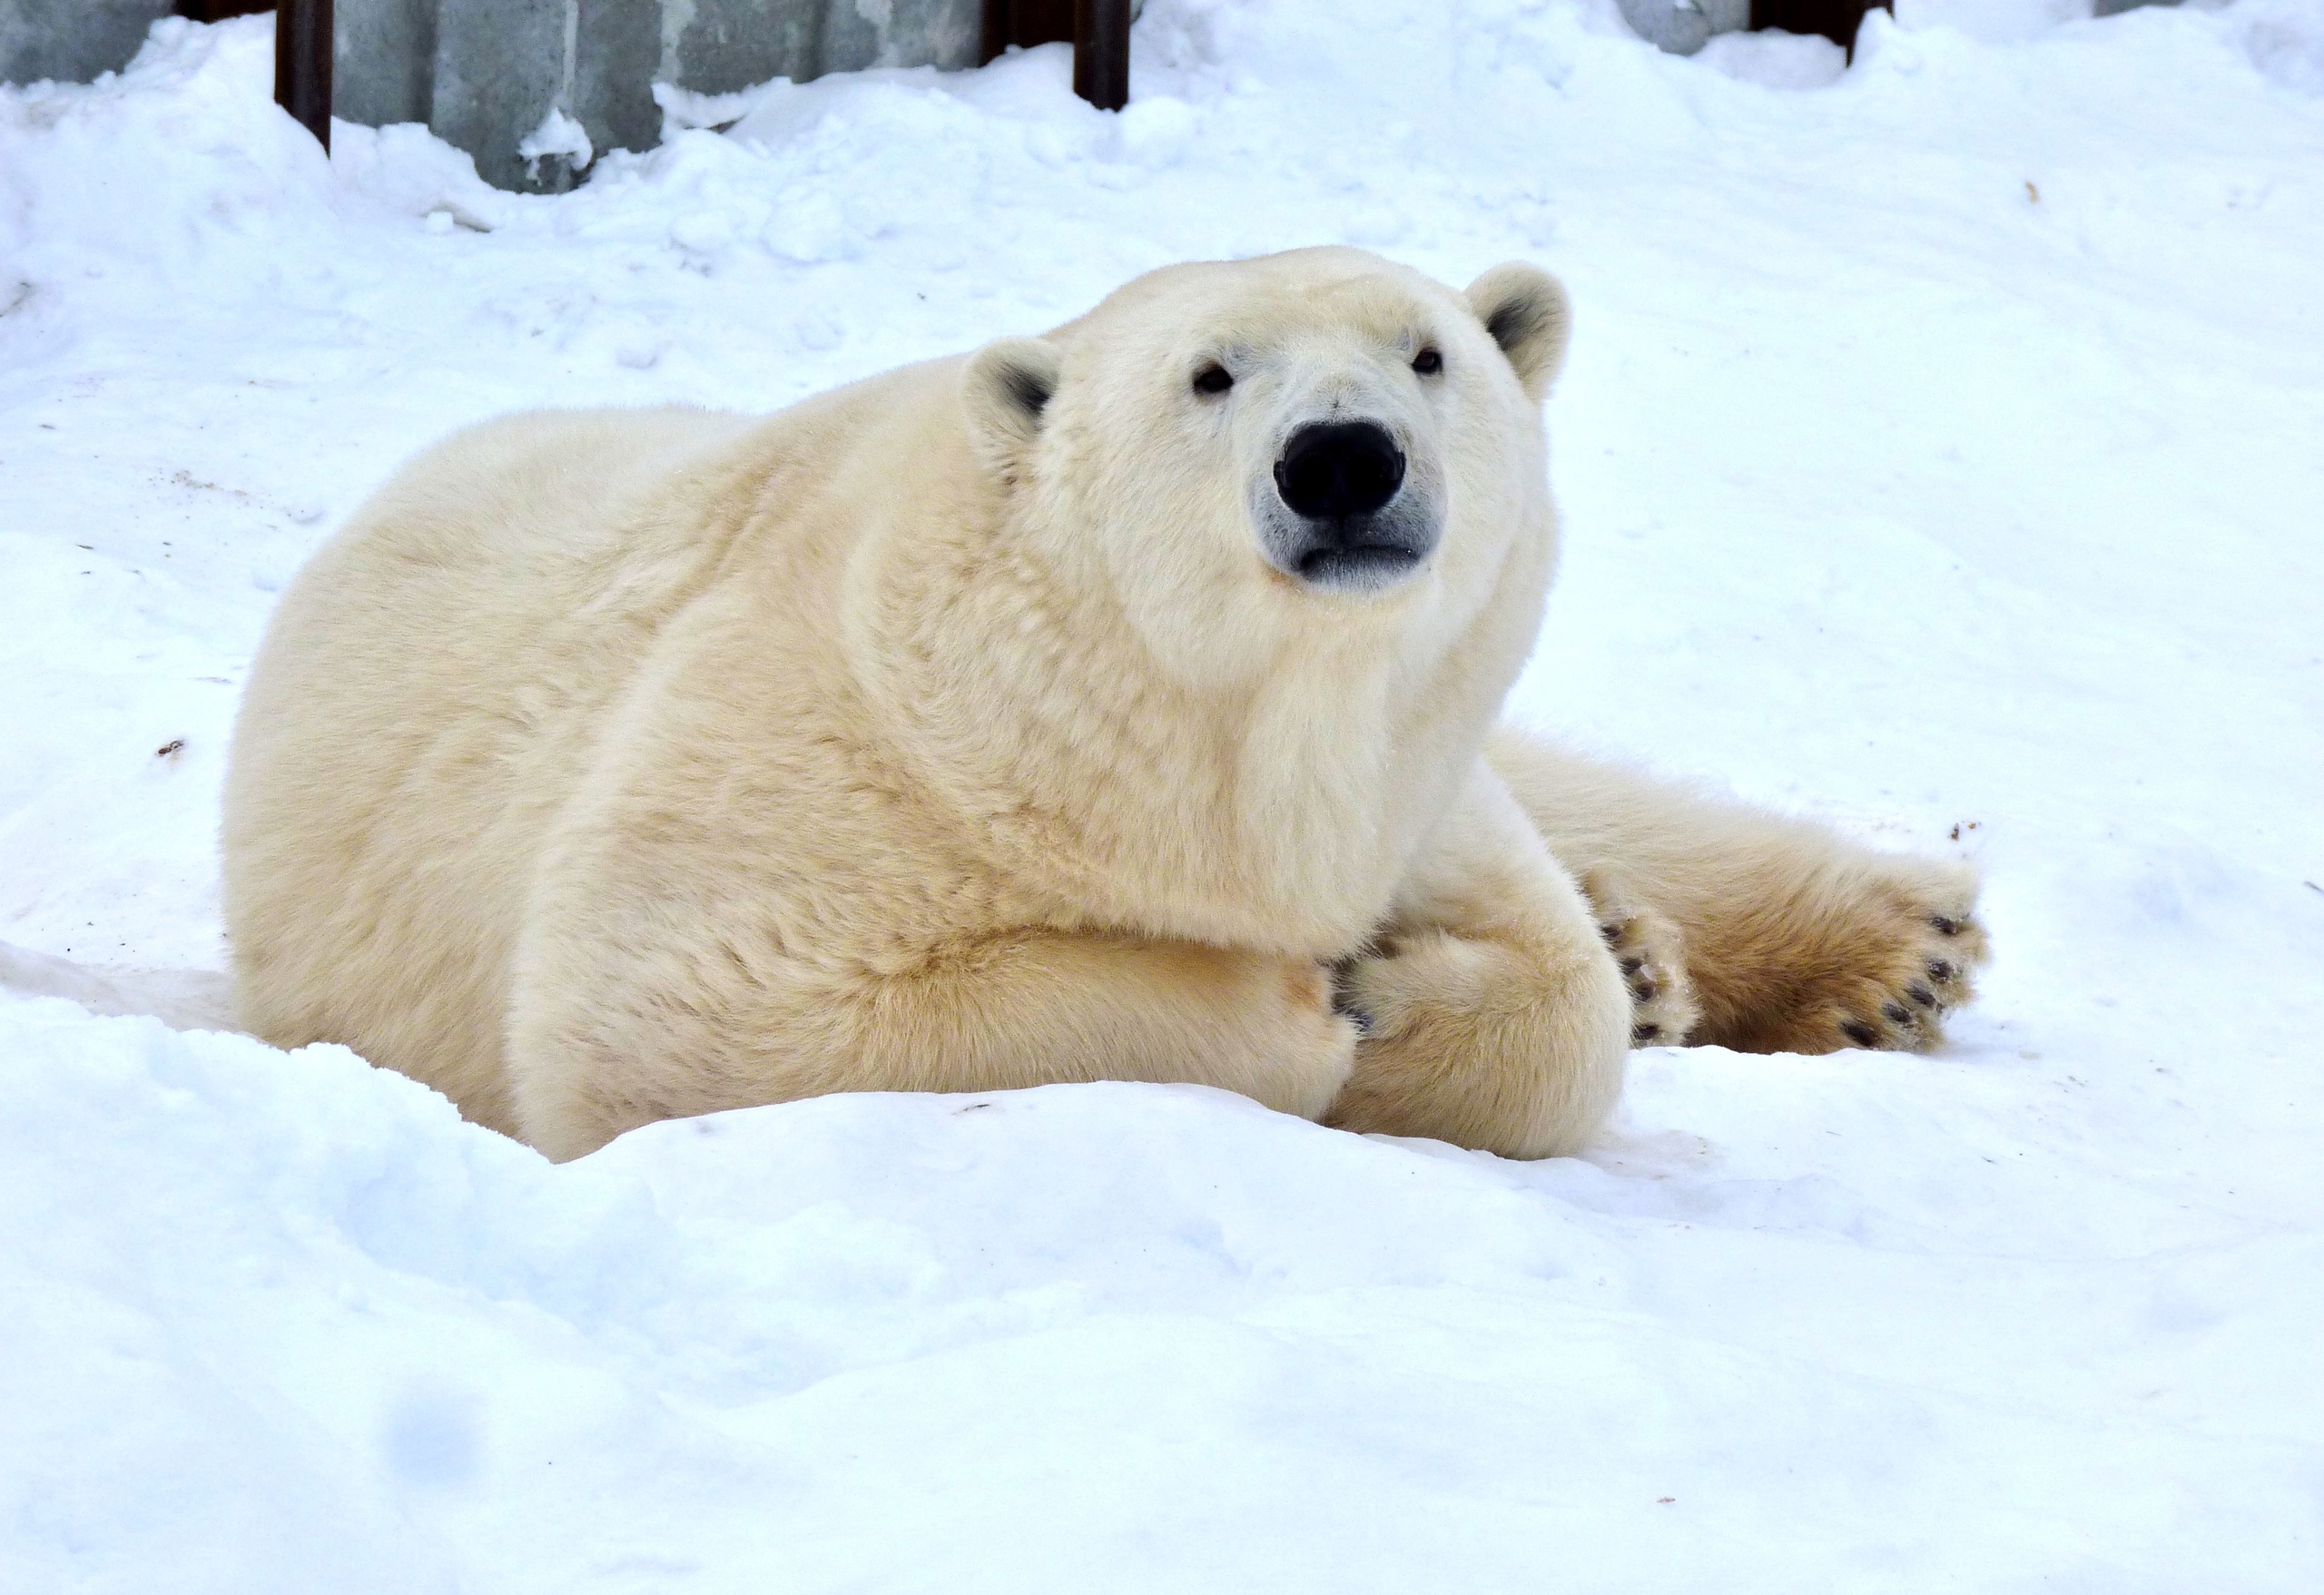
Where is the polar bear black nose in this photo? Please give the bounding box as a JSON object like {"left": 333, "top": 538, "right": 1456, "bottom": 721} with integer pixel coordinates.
{"left": 1275, "top": 421, "right": 1406, "bottom": 522}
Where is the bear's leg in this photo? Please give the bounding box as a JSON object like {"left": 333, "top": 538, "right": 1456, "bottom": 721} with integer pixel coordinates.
{"left": 1484, "top": 729, "right": 1989, "bottom": 1055}
{"left": 507, "top": 930, "right": 1360, "bottom": 1161}
{"left": 1326, "top": 760, "right": 1633, "bottom": 1158}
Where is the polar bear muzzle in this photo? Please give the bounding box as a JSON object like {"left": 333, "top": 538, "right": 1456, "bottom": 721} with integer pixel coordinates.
{"left": 1262, "top": 418, "right": 1438, "bottom": 592}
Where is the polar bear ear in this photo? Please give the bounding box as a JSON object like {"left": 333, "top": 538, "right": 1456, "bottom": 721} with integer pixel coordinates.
{"left": 1464, "top": 263, "right": 1571, "bottom": 402}
{"left": 962, "top": 337, "right": 1063, "bottom": 478}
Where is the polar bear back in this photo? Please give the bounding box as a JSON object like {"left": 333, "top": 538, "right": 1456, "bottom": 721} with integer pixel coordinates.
{"left": 220, "top": 379, "right": 931, "bottom": 1132}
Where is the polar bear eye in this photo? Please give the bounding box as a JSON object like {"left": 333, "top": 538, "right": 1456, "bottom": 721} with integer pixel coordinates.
{"left": 1192, "top": 362, "right": 1234, "bottom": 396}
{"left": 1412, "top": 348, "right": 1443, "bottom": 376}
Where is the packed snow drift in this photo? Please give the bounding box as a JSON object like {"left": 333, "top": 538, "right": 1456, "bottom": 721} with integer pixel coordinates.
{"left": 3, "top": 3, "right": 2320, "bottom": 1589}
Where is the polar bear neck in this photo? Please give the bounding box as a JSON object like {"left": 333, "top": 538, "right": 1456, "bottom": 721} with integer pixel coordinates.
{"left": 843, "top": 489, "right": 1516, "bottom": 960}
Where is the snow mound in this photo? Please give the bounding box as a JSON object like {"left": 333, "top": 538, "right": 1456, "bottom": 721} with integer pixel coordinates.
{"left": 9, "top": 993, "right": 2318, "bottom": 1589}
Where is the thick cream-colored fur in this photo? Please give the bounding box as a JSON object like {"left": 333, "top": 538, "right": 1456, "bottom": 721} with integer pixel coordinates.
{"left": 1488, "top": 733, "right": 1987, "bottom": 1055}
{"left": 224, "top": 248, "right": 1636, "bottom": 1162}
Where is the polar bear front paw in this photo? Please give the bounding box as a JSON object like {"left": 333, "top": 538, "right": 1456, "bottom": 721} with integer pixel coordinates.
{"left": 1325, "top": 923, "right": 1629, "bottom": 1158}
{"left": 1579, "top": 868, "right": 1700, "bottom": 1048}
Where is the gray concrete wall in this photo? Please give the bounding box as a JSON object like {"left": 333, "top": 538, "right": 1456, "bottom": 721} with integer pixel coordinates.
{"left": 0, "top": 0, "right": 978, "bottom": 187}
{"left": 7, "top": 1, "right": 2191, "bottom": 192}
{"left": 340, "top": 0, "right": 982, "bottom": 192}
{"left": 0, "top": 0, "right": 173, "bottom": 86}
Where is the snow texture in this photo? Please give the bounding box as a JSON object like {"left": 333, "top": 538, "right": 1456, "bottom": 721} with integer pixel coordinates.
{"left": 517, "top": 106, "right": 596, "bottom": 182}
{"left": 3, "top": 3, "right": 2321, "bottom": 1589}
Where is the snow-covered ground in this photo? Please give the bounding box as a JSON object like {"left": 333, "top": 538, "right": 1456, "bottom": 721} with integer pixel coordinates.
{"left": 4, "top": 3, "right": 2321, "bottom": 1588}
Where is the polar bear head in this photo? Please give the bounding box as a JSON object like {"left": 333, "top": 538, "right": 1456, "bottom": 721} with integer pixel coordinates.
{"left": 959, "top": 248, "right": 1571, "bottom": 687}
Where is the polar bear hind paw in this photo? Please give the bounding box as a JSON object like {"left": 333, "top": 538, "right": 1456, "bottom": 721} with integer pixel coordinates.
{"left": 1760, "top": 863, "right": 1989, "bottom": 1056}
{"left": 1829, "top": 906, "right": 1987, "bottom": 1053}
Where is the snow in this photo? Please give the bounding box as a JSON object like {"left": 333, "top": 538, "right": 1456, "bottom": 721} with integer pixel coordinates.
{"left": 3, "top": 3, "right": 2321, "bottom": 1587}
{"left": 517, "top": 106, "right": 596, "bottom": 182}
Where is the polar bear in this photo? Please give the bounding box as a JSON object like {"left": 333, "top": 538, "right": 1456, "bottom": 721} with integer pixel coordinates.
{"left": 221, "top": 247, "right": 1984, "bottom": 1163}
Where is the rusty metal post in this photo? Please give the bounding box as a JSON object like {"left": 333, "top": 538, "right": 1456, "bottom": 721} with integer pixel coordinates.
{"left": 1748, "top": 0, "right": 1888, "bottom": 57}
{"left": 984, "top": 0, "right": 1130, "bottom": 110}
{"left": 980, "top": 0, "right": 1012, "bottom": 64}
{"left": 982, "top": 1, "right": 1070, "bottom": 64}
{"left": 1074, "top": 0, "right": 1130, "bottom": 112}
{"left": 274, "top": 0, "right": 331, "bottom": 151}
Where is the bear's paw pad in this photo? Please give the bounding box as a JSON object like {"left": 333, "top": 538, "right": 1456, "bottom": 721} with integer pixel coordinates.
{"left": 1806, "top": 873, "right": 1988, "bottom": 1055}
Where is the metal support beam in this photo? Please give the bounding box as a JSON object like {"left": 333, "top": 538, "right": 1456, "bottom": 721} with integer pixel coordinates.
{"left": 983, "top": 0, "right": 1130, "bottom": 110}
{"left": 274, "top": 0, "right": 331, "bottom": 151}
{"left": 1748, "top": 0, "right": 1887, "bottom": 56}
{"left": 1074, "top": 0, "right": 1128, "bottom": 112}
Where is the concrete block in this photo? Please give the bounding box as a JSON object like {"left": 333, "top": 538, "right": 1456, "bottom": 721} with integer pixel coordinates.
{"left": 814, "top": 0, "right": 979, "bottom": 76}
{"left": 659, "top": 0, "right": 822, "bottom": 95}
{"left": 0, "top": 0, "right": 173, "bottom": 86}
{"left": 424, "top": 0, "right": 567, "bottom": 190}
{"left": 1616, "top": 0, "right": 1753, "bottom": 57}
{"left": 336, "top": 0, "right": 434, "bottom": 128}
